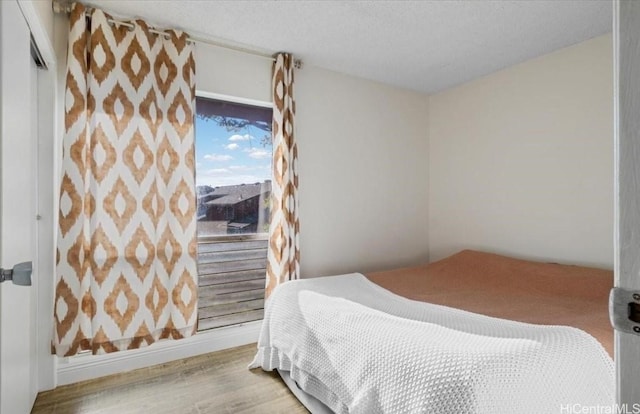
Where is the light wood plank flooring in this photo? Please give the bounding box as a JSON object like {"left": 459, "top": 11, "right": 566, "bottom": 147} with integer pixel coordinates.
{"left": 32, "top": 344, "right": 308, "bottom": 414}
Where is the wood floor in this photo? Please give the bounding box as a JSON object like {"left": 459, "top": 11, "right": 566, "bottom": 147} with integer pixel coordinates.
{"left": 32, "top": 344, "right": 308, "bottom": 414}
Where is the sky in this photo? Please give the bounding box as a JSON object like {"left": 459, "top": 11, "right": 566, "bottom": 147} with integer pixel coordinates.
{"left": 195, "top": 114, "right": 272, "bottom": 189}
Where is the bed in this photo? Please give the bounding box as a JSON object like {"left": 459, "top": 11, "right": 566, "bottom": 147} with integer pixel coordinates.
{"left": 250, "top": 250, "right": 614, "bottom": 413}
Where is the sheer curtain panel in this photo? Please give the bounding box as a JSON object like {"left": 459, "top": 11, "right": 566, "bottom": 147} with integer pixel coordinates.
{"left": 52, "top": 3, "right": 198, "bottom": 356}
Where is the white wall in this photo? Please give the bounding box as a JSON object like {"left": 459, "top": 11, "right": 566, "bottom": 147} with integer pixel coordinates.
{"left": 428, "top": 34, "right": 613, "bottom": 268}
{"left": 196, "top": 46, "right": 430, "bottom": 277}
{"left": 195, "top": 45, "right": 271, "bottom": 102}
{"left": 296, "top": 67, "right": 429, "bottom": 277}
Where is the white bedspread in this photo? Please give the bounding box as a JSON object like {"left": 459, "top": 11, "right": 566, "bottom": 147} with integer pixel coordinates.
{"left": 249, "top": 274, "right": 614, "bottom": 414}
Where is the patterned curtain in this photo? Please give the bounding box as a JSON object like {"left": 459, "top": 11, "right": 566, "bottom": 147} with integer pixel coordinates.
{"left": 265, "top": 53, "right": 300, "bottom": 298}
{"left": 52, "top": 3, "right": 198, "bottom": 356}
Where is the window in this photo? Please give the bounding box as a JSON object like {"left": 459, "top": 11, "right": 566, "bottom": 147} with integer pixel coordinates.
{"left": 195, "top": 94, "right": 273, "bottom": 331}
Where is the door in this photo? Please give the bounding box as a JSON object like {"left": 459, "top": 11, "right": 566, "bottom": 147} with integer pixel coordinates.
{"left": 0, "top": 1, "right": 39, "bottom": 413}
{"left": 615, "top": 0, "right": 640, "bottom": 405}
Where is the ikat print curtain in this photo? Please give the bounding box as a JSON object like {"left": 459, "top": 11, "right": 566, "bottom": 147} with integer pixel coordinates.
{"left": 52, "top": 3, "right": 198, "bottom": 356}
{"left": 265, "top": 53, "right": 300, "bottom": 298}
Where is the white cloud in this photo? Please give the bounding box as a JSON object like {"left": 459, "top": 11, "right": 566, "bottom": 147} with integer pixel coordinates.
{"left": 228, "top": 134, "right": 253, "bottom": 142}
{"left": 225, "top": 143, "right": 240, "bottom": 150}
{"left": 197, "top": 167, "right": 230, "bottom": 176}
{"left": 246, "top": 148, "right": 271, "bottom": 160}
{"left": 209, "top": 168, "right": 231, "bottom": 174}
{"left": 229, "top": 164, "right": 267, "bottom": 172}
{"left": 203, "top": 153, "right": 233, "bottom": 162}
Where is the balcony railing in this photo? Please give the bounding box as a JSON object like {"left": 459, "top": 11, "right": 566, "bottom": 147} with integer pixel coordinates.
{"left": 197, "top": 234, "right": 267, "bottom": 331}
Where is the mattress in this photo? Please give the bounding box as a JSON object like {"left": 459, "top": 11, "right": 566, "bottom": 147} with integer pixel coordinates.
{"left": 366, "top": 250, "right": 613, "bottom": 356}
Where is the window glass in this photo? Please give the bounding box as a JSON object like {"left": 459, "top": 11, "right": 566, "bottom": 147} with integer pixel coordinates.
{"left": 195, "top": 96, "right": 273, "bottom": 237}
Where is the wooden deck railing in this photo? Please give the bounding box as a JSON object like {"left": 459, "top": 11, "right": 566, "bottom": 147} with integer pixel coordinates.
{"left": 197, "top": 235, "right": 267, "bottom": 331}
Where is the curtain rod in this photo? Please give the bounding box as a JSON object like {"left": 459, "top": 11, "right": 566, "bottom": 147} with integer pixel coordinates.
{"left": 51, "top": 0, "right": 303, "bottom": 68}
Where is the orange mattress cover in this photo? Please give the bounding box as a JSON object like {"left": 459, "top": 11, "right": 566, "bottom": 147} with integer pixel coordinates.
{"left": 366, "top": 250, "right": 613, "bottom": 357}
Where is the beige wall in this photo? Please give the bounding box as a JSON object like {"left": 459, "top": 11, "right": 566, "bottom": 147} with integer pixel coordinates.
{"left": 195, "top": 46, "right": 430, "bottom": 277}
{"left": 296, "top": 66, "right": 429, "bottom": 276}
{"left": 427, "top": 34, "right": 613, "bottom": 268}
{"left": 196, "top": 46, "right": 272, "bottom": 102}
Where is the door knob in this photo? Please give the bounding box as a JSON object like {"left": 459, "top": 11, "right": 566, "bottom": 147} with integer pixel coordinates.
{"left": 0, "top": 261, "right": 32, "bottom": 286}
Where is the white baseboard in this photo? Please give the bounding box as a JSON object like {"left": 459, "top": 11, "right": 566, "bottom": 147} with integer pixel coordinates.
{"left": 56, "top": 320, "right": 262, "bottom": 386}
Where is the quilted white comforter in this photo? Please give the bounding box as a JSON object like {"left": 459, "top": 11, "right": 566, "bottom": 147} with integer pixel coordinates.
{"left": 249, "top": 274, "right": 614, "bottom": 414}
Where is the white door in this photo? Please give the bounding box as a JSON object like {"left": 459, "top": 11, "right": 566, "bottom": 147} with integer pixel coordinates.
{"left": 0, "top": 1, "right": 39, "bottom": 413}
{"left": 615, "top": 0, "right": 640, "bottom": 405}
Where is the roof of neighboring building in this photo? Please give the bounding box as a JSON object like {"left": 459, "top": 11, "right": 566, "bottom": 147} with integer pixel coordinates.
{"left": 199, "top": 181, "right": 271, "bottom": 206}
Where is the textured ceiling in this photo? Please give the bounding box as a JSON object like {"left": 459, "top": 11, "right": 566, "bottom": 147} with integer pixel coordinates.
{"left": 82, "top": 0, "right": 612, "bottom": 94}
